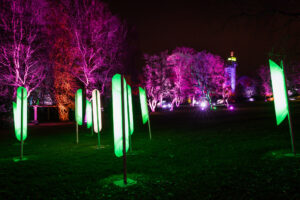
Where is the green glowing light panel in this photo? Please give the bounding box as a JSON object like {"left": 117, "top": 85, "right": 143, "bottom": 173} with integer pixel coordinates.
{"left": 92, "top": 89, "right": 102, "bottom": 133}
{"left": 75, "top": 89, "right": 83, "bottom": 125}
{"left": 86, "top": 99, "right": 92, "bottom": 129}
{"left": 139, "top": 87, "right": 149, "bottom": 124}
{"left": 127, "top": 85, "right": 134, "bottom": 135}
{"left": 269, "top": 59, "right": 289, "bottom": 125}
{"left": 13, "top": 87, "right": 27, "bottom": 141}
{"left": 112, "top": 74, "right": 129, "bottom": 157}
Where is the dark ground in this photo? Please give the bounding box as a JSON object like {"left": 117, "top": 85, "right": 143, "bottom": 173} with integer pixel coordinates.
{"left": 0, "top": 101, "right": 299, "bottom": 200}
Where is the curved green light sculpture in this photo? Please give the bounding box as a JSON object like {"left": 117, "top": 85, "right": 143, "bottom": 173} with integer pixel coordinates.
{"left": 269, "top": 59, "right": 288, "bottom": 125}
{"left": 92, "top": 89, "right": 102, "bottom": 133}
{"left": 13, "top": 87, "right": 27, "bottom": 141}
{"left": 75, "top": 89, "right": 83, "bottom": 126}
{"left": 86, "top": 99, "right": 92, "bottom": 129}
{"left": 127, "top": 85, "right": 134, "bottom": 135}
{"left": 112, "top": 74, "right": 129, "bottom": 157}
{"left": 139, "top": 87, "right": 149, "bottom": 124}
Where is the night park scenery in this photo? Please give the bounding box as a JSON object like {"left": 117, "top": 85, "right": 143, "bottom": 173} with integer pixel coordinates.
{"left": 0, "top": 0, "right": 300, "bottom": 200}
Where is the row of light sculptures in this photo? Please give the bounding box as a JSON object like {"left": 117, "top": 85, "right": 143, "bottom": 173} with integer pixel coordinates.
{"left": 12, "top": 74, "right": 151, "bottom": 166}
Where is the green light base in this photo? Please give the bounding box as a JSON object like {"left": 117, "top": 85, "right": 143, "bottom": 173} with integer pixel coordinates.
{"left": 93, "top": 145, "right": 110, "bottom": 150}
{"left": 127, "top": 150, "right": 144, "bottom": 156}
{"left": 13, "top": 156, "right": 28, "bottom": 162}
{"left": 113, "top": 178, "right": 137, "bottom": 187}
{"left": 282, "top": 153, "right": 300, "bottom": 158}
{"left": 266, "top": 150, "right": 300, "bottom": 158}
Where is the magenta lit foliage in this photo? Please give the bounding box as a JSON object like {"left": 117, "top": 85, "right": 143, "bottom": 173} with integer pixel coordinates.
{"left": 144, "top": 51, "right": 171, "bottom": 111}
{"left": 143, "top": 47, "right": 226, "bottom": 111}
{"left": 0, "top": 0, "right": 46, "bottom": 99}
{"left": 191, "top": 51, "right": 225, "bottom": 104}
{"left": 257, "top": 65, "right": 272, "bottom": 98}
{"left": 237, "top": 76, "right": 257, "bottom": 98}
{"left": 70, "top": 0, "right": 128, "bottom": 99}
{"left": 167, "top": 47, "right": 196, "bottom": 110}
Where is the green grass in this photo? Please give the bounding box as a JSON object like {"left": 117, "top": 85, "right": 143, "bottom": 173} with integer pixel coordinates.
{"left": 0, "top": 102, "right": 299, "bottom": 199}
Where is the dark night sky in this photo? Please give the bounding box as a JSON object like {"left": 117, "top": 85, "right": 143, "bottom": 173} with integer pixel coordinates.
{"left": 104, "top": 0, "right": 300, "bottom": 76}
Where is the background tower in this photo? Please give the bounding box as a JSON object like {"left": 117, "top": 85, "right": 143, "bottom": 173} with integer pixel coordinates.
{"left": 225, "top": 51, "right": 237, "bottom": 93}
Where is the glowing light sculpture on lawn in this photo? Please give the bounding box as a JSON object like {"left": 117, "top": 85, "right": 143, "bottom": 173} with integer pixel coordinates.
{"left": 75, "top": 89, "right": 83, "bottom": 144}
{"left": 127, "top": 85, "right": 134, "bottom": 135}
{"left": 92, "top": 89, "right": 102, "bottom": 148}
{"left": 112, "top": 74, "right": 129, "bottom": 157}
{"left": 75, "top": 89, "right": 83, "bottom": 125}
{"left": 13, "top": 86, "right": 28, "bottom": 160}
{"left": 112, "top": 74, "right": 130, "bottom": 185}
{"left": 139, "top": 87, "right": 152, "bottom": 140}
{"left": 269, "top": 59, "right": 295, "bottom": 155}
{"left": 86, "top": 99, "right": 92, "bottom": 129}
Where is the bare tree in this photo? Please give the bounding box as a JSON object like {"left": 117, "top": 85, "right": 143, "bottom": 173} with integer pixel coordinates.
{"left": 71, "top": 0, "right": 128, "bottom": 98}
{"left": 167, "top": 47, "right": 195, "bottom": 109}
{"left": 0, "top": 0, "right": 46, "bottom": 98}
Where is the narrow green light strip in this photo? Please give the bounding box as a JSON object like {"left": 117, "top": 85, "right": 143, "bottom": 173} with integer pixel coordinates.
{"left": 92, "top": 89, "right": 102, "bottom": 133}
{"left": 127, "top": 85, "right": 134, "bottom": 135}
{"left": 139, "top": 87, "right": 149, "bottom": 124}
{"left": 123, "top": 78, "right": 130, "bottom": 145}
{"left": 86, "top": 99, "right": 92, "bottom": 129}
{"left": 75, "top": 89, "right": 83, "bottom": 125}
{"left": 112, "top": 74, "right": 129, "bottom": 157}
{"left": 13, "top": 87, "right": 27, "bottom": 141}
{"left": 269, "top": 59, "right": 289, "bottom": 125}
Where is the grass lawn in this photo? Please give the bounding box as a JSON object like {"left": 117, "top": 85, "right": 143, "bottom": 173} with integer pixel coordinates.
{"left": 0, "top": 102, "right": 299, "bottom": 199}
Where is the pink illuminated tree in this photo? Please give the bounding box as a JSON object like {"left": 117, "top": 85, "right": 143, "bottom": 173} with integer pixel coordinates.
{"left": 191, "top": 51, "right": 225, "bottom": 105}
{"left": 257, "top": 65, "right": 272, "bottom": 99}
{"left": 167, "top": 47, "right": 195, "bottom": 109}
{"left": 143, "top": 51, "right": 171, "bottom": 111}
{"left": 70, "top": 0, "right": 128, "bottom": 99}
{"left": 0, "top": 0, "right": 46, "bottom": 98}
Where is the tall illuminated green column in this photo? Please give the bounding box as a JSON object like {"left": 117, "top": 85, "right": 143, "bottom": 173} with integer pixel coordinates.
{"left": 269, "top": 59, "right": 295, "bottom": 155}
{"left": 13, "top": 86, "right": 27, "bottom": 160}
{"left": 92, "top": 89, "right": 102, "bottom": 148}
{"left": 112, "top": 74, "right": 131, "bottom": 185}
{"left": 112, "top": 74, "right": 130, "bottom": 157}
{"left": 86, "top": 99, "right": 92, "bottom": 129}
{"left": 127, "top": 85, "right": 134, "bottom": 135}
{"left": 139, "top": 87, "right": 151, "bottom": 140}
{"left": 75, "top": 89, "right": 83, "bottom": 144}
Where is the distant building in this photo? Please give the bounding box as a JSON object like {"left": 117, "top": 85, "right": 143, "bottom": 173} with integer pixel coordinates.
{"left": 225, "top": 51, "right": 237, "bottom": 93}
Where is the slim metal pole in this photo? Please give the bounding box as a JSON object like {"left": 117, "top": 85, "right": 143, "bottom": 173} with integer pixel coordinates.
{"left": 76, "top": 123, "right": 79, "bottom": 144}
{"left": 282, "top": 61, "right": 296, "bottom": 155}
{"left": 121, "top": 75, "right": 127, "bottom": 184}
{"left": 20, "top": 89, "right": 23, "bottom": 160}
{"left": 91, "top": 99, "right": 94, "bottom": 136}
{"left": 287, "top": 112, "right": 296, "bottom": 155}
{"left": 96, "top": 92, "right": 100, "bottom": 148}
{"left": 148, "top": 115, "right": 152, "bottom": 140}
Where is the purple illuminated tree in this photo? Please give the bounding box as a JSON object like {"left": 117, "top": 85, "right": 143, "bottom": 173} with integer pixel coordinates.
{"left": 0, "top": 0, "right": 46, "bottom": 98}
{"left": 257, "top": 65, "right": 272, "bottom": 99}
{"left": 71, "top": 0, "right": 128, "bottom": 98}
{"left": 237, "top": 76, "right": 257, "bottom": 99}
{"left": 143, "top": 51, "right": 171, "bottom": 111}
{"left": 191, "top": 51, "right": 225, "bottom": 105}
{"left": 167, "top": 47, "right": 195, "bottom": 109}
